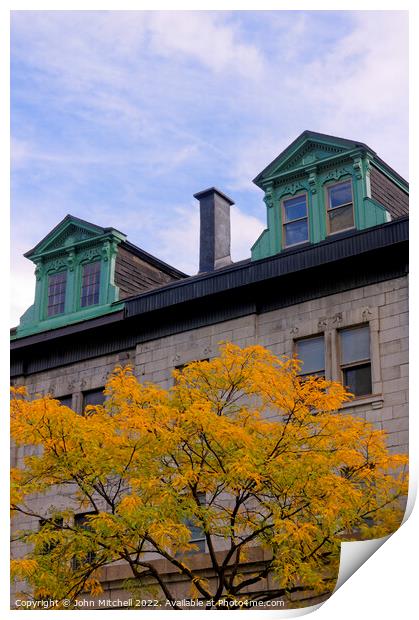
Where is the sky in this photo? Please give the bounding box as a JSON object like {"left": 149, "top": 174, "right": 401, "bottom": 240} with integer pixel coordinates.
{"left": 10, "top": 10, "right": 409, "bottom": 326}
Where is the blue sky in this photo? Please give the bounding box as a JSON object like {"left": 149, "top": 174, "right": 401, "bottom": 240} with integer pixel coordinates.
{"left": 10, "top": 10, "right": 408, "bottom": 325}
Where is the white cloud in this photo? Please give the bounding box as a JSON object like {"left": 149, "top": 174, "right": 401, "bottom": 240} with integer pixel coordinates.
{"left": 10, "top": 11, "right": 408, "bottom": 325}
{"left": 156, "top": 202, "right": 265, "bottom": 276}
{"left": 10, "top": 255, "right": 36, "bottom": 327}
{"left": 291, "top": 11, "right": 408, "bottom": 173}
{"left": 148, "top": 12, "right": 265, "bottom": 78}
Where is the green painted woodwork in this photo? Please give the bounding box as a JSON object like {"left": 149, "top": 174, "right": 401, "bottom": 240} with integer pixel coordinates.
{"left": 251, "top": 131, "right": 406, "bottom": 261}
{"left": 13, "top": 215, "right": 126, "bottom": 339}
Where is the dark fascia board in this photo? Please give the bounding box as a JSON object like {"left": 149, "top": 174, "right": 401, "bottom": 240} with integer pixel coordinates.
{"left": 253, "top": 130, "right": 372, "bottom": 187}
{"left": 11, "top": 217, "right": 408, "bottom": 351}
{"left": 24, "top": 213, "right": 126, "bottom": 259}
{"left": 120, "top": 240, "right": 188, "bottom": 279}
{"left": 123, "top": 218, "right": 408, "bottom": 319}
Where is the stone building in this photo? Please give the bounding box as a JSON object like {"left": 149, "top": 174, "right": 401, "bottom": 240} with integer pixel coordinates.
{"left": 11, "top": 131, "right": 409, "bottom": 605}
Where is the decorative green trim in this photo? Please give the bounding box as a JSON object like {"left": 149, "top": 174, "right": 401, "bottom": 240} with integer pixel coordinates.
{"left": 15, "top": 215, "right": 126, "bottom": 338}
{"left": 11, "top": 302, "right": 124, "bottom": 339}
{"left": 251, "top": 134, "right": 405, "bottom": 261}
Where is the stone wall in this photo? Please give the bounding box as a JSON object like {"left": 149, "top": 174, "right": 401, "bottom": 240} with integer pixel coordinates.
{"left": 11, "top": 275, "right": 408, "bottom": 605}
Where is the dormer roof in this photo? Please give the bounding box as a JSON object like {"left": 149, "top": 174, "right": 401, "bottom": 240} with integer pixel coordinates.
{"left": 253, "top": 130, "right": 407, "bottom": 190}
{"left": 24, "top": 214, "right": 125, "bottom": 260}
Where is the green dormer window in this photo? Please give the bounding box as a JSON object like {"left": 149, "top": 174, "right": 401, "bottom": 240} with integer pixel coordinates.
{"left": 47, "top": 271, "right": 67, "bottom": 317}
{"left": 326, "top": 180, "right": 354, "bottom": 234}
{"left": 282, "top": 194, "right": 308, "bottom": 247}
{"left": 251, "top": 131, "right": 407, "bottom": 262}
{"left": 13, "top": 214, "right": 128, "bottom": 338}
{"left": 81, "top": 261, "right": 101, "bottom": 307}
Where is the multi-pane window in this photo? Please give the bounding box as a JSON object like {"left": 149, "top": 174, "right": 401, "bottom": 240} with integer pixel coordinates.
{"left": 57, "top": 394, "right": 73, "bottom": 408}
{"left": 83, "top": 388, "right": 106, "bottom": 409}
{"left": 80, "top": 261, "right": 101, "bottom": 308}
{"left": 72, "top": 513, "right": 96, "bottom": 569}
{"left": 283, "top": 194, "right": 309, "bottom": 247}
{"left": 173, "top": 360, "right": 209, "bottom": 385}
{"left": 47, "top": 271, "right": 67, "bottom": 317}
{"left": 185, "top": 492, "right": 206, "bottom": 553}
{"left": 39, "top": 517, "right": 64, "bottom": 554}
{"left": 295, "top": 335, "right": 325, "bottom": 378}
{"left": 326, "top": 180, "right": 354, "bottom": 234}
{"left": 340, "top": 325, "right": 372, "bottom": 397}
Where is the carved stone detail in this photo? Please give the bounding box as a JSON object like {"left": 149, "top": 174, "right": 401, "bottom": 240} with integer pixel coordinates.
{"left": 361, "top": 307, "right": 372, "bottom": 321}
{"left": 318, "top": 318, "right": 328, "bottom": 329}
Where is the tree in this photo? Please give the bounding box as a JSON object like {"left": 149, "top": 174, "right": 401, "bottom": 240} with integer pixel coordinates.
{"left": 11, "top": 343, "right": 408, "bottom": 609}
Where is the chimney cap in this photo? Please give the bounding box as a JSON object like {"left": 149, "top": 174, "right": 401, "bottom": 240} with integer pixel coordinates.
{"left": 193, "top": 187, "right": 235, "bottom": 206}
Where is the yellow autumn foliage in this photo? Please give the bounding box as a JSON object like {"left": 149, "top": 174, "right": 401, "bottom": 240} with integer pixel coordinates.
{"left": 11, "top": 343, "right": 408, "bottom": 607}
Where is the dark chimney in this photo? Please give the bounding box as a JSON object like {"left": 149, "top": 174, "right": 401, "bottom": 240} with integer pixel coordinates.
{"left": 194, "top": 187, "right": 234, "bottom": 273}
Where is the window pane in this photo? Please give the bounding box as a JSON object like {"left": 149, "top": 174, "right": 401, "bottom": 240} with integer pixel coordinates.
{"left": 284, "top": 195, "right": 307, "bottom": 222}
{"left": 47, "top": 271, "right": 67, "bottom": 316}
{"left": 340, "top": 326, "right": 370, "bottom": 364}
{"left": 296, "top": 336, "right": 325, "bottom": 375}
{"left": 73, "top": 513, "right": 96, "bottom": 567}
{"left": 81, "top": 261, "right": 101, "bottom": 308}
{"left": 329, "top": 181, "right": 352, "bottom": 209}
{"left": 185, "top": 493, "right": 206, "bottom": 552}
{"left": 58, "top": 395, "right": 72, "bottom": 407}
{"left": 284, "top": 219, "right": 308, "bottom": 246}
{"left": 83, "top": 388, "right": 105, "bottom": 407}
{"left": 39, "top": 517, "right": 63, "bottom": 554}
{"left": 343, "top": 364, "right": 372, "bottom": 396}
{"left": 328, "top": 204, "right": 354, "bottom": 233}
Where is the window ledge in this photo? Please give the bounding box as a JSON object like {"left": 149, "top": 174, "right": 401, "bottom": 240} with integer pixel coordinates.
{"left": 341, "top": 395, "right": 384, "bottom": 410}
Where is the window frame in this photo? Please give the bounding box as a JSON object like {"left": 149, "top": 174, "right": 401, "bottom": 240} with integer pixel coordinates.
{"left": 79, "top": 260, "right": 101, "bottom": 309}
{"left": 282, "top": 192, "right": 309, "bottom": 249}
{"left": 338, "top": 324, "right": 372, "bottom": 398}
{"left": 289, "top": 312, "right": 380, "bottom": 404}
{"left": 325, "top": 179, "right": 355, "bottom": 236}
{"left": 57, "top": 394, "right": 73, "bottom": 408}
{"left": 82, "top": 387, "right": 106, "bottom": 412}
{"left": 46, "top": 269, "right": 68, "bottom": 318}
{"left": 72, "top": 512, "right": 97, "bottom": 570}
{"left": 185, "top": 492, "right": 206, "bottom": 553}
{"left": 38, "top": 516, "right": 64, "bottom": 555}
{"left": 294, "top": 333, "right": 325, "bottom": 379}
